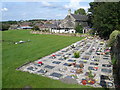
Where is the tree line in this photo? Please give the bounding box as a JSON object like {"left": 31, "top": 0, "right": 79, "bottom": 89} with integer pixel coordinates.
{"left": 88, "top": 2, "right": 120, "bottom": 39}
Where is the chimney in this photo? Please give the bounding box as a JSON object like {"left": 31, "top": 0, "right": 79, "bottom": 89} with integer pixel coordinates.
{"left": 68, "top": 9, "right": 71, "bottom": 15}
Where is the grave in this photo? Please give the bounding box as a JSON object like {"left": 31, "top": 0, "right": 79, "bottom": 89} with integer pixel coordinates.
{"left": 90, "top": 62, "right": 98, "bottom": 66}
{"left": 75, "top": 64, "right": 80, "bottom": 68}
{"left": 58, "top": 57, "right": 65, "bottom": 60}
{"left": 52, "top": 61, "right": 61, "bottom": 64}
{"left": 44, "top": 65, "right": 55, "bottom": 69}
{"left": 60, "top": 77, "right": 78, "bottom": 84}
{"left": 61, "top": 50, "right": 67, "bottom": 52}
{"left": 37, "top": 69, "right": 47, "bottom": 74}
{"left": 85, "top": 52, "right": 91, "bottom": 55}
{"left": 103, "top": 55, "right": 110, "bottom": 57}
{"left": 50, "top": 72, "right": 63, "bottom": 78}
{"left": 66, "top": 53, "right": 72, "bottom": 55}
{"left": 71, "top": 56, "right": 76, "bottom": 58}
{"left": 34, "top": 63, "right": 43, "bottom": 67}
{"left": 27, "top": 66, "right": 37, "bottom": 71}
{"left": 102, "top": 64, "right": 111, "bottom": 67}
{"left": 49, "top": 56, "right": 55, "bottom": 59}
{"left": 68, "top": 59, "right": 75, "bottom": 62}
{"left": 91, "top": 59, "right": 99, "bottom": 62}
{"left": 59, "top": 67, "right": 67, "bottom": 72}
{"left": 107, "top": 82, "right": 113, "bottom": 87}
{"left": 55, "top": 54, "right": 61, "bottom": 56}
{"left": 79, "top": 60, "right": 87, "bottom": 63}
{"left": 81, "top": 55, "right": 90, "bottom": 60}
{"left": 100, "top": 80, "right": 107, "bottom": 88}
{"left": 101, "top": 69, "right": 112, "bottom": 73}
{"left": 74, "top": 48, "right": 79, "bottom": 50}
{"left": 103, "top": 57, "right": 109, "bottom": 60}
{"left": 100, "top": 75, "right": 110, "bottom": 80}
{"left": 88, "top": 66, "right": 98, "bottom": 71}
{"left": 63, "top": 63, "right": 70, "bottom": 66}
{"left": 27, "top": 66, "right": 34, "bottom": 70}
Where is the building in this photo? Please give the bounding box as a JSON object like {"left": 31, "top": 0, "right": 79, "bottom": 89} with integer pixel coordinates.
{"left": 59, "top": 9, "right": 88, "bottom": 28}
{"left": 51, "top": 9, "right": 89, "bottom": 33}
{"left": 9, "top": 25, "right": 19, "bottom": 30}
{"left": 18, "top": 25, "right": 33, "bottom": 29}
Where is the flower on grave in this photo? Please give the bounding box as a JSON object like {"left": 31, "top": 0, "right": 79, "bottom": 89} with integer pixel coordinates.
{"left": 52, "top": 55, "right": 56, "bottom": 57}
{"left": 74, "top": 60, "right": 76, "bottom": 62}
{"left": 73, "top": 62, "right": 76, "bottom": 66}
{"left": 76, "top": 69, "right": 83, "bottom": 74}
{"left": 72, "top": 74, "right": 78, "bottom": 79}
{"left": 63, "top": 55, "right": 68, "bottom": 59}
{"left": 90, "top": 80, "right": 95, "bottom": 84}
{"left": 88, "top": 80, "right": 91, "bottom": 83}
{"left": 82, "top": 80, "right": 87, "bottom": 85}
{"left": 95, "top": 79, "right": 98, "bottom": 81}
{"left": 88, "top": 70, "right": 94, "bottom": 79}
{"left": 94, "top": 67, "right": 98, "bottom": 70}
{"left": 85, "top": 76, "right": 89, "bottom": 80}
{"left": 38, "top": 61, "right": 42, "bottom": 64}
{"left": 80, "top": 63, "right": 84, "bottom": 68}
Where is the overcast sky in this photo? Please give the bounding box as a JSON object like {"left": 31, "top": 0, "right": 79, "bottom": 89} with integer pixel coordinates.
{"left": 1, "top": 0, "right": 94, "bottom": 21}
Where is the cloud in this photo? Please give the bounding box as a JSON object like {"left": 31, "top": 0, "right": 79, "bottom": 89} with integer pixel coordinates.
{"left": 64, "top": 0, "right": 91, "bottom": 10}
{"left": 2, "top": 0, "right": 94, "bottom": 2}
{"left": 41, "top": 1, "right": 51, "bottom": 6}
{"left": 64, "top": 0, "right": 81, "bottom": 9}
{"left": 1, "top": 8, "right": 8, "bottom": 11}
{"left": 56, "top": 14, "right": 64, "bottom": 17}
{"left": 79, "top": 6, "right": 90, "bottom": 10}
{"left": 2, "top": 0, "right": 63, "bottom": 2}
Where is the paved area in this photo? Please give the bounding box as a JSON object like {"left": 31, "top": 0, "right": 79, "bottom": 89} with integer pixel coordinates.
{"left": 17, "top": 37, "right": 115, "bottom": 88}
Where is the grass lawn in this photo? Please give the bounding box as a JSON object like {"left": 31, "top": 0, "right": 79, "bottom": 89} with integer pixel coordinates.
{"left": 2, "top": 30, "right": 105, "bottom": 89}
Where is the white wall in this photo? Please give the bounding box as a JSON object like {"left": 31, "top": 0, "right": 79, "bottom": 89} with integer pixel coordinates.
{"left": 50, "top": 28, "right": 75, "bottom": 33}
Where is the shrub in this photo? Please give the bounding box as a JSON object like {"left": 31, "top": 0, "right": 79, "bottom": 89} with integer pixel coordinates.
{"left": 111, "top": 55, "right": 117, "bottom": 65}
{"left": 88, "top": 70, "right": 94, "bottom": 79}
{"left": 74, "top": 51, "right": 80, "bottom": 58}
{"left": 32, "top": 26, "right": 40, "bottom": 31}
{"left": 2, "top": 24, "right": 10, "bottom": 31}
{"left": 108, "top": 30, "right": 120, "bottom": 47}
{"left": 75, "top": 24, "right": 83, "bottom": 33}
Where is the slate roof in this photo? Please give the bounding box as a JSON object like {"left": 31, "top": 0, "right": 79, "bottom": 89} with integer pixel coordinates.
{"left": 71, "top": 14, "right": 88, "bottom": 21}
{"left": 39, "top": 24, "right": 58, "bottom": 28}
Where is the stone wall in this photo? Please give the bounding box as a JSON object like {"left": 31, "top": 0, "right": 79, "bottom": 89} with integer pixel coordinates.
{"left": 111, "top": 34, "right": 120, "bottom": 89}
{"left": 30, "top": 31, "right": 88, "bottom": 37}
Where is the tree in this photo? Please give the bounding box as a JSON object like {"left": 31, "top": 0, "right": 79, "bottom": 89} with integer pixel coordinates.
{"left": 1, "top": 24, "right": 10, "bottom": 31}
{"left": 32, "top": 26, "right": 39, "bottom": 31}
{"left": 74, "top": 8, "right": 86, "bottom": 15}
{"left": 75, "top": 24, "right": 83, "bottom": 33}
{"left": 88, "top": 2, "right": 120, "bottom": 39}
{"left": 108, "top": 30, "right": 120, "bottom": 47}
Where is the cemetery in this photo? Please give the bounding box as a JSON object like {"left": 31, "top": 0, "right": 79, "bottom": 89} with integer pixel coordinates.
{"left": 17, "top": 36, "right": 114, "bottom": 88}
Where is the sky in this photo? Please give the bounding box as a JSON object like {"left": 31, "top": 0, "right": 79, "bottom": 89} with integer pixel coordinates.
{"left": 1, "top": 0, "right": 94, "bottom": 21}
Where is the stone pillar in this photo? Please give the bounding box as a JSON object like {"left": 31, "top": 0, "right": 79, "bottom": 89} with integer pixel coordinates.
{"left": 68, "top": 9, "right": 71, "bottom": 15}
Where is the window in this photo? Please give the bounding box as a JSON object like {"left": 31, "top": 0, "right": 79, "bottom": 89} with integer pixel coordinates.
{"left": 65, "top": 29, "right": 68, "bottom": 31}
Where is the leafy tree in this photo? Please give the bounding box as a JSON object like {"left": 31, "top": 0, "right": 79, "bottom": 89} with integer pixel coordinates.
{"left": 108, "top": 30, "right": 120, "bottom": 47}
{"left": 75, "top": 24, "right": 83, "bottom": 33}
{"left": 74, "top": 8, "right": 86, "bottom": 15}
{"left": 88, "top": 2, "right": 120, "bottom": 39}
{"left": 1, "top": 24, "right": 10, "bottom": 31}
{"left": 32, "top": 26, "right": 39, "bottom": 31}
{"left": 2, "top": 21, "right": 18, "bottom": 25}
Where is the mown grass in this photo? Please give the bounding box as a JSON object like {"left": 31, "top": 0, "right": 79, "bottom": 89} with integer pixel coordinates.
{"left": 2, "top": 30, "right": 106, "bottom": 89}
